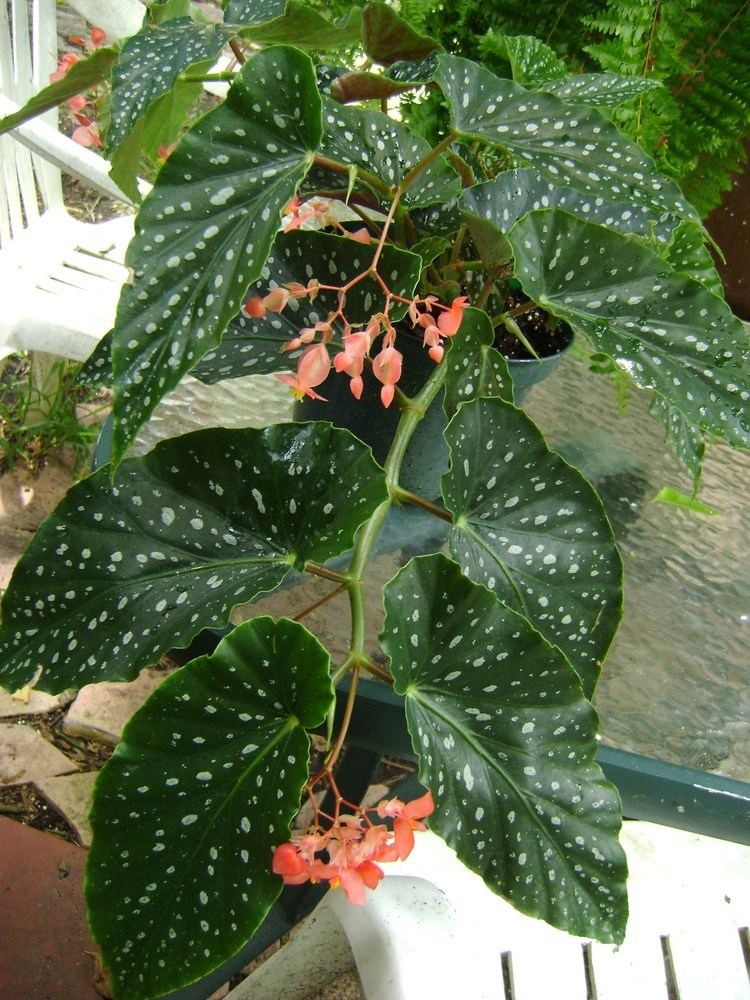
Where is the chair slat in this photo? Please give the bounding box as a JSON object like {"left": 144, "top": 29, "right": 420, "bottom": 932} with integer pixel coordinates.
{"left": 32, "top": 0, "right": 63, "bottom": 211}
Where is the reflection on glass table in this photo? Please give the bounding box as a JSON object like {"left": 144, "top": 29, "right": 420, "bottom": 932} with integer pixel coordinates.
{"left": 133, "top": 356, "right": 750, "bottom": 782}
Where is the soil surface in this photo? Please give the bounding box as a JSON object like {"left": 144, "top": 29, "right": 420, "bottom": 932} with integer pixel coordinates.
{"left": 495, "top": 291, "right": 574, "bottom": 359}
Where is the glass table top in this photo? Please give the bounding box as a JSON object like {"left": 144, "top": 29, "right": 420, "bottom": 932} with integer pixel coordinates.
{"left": 133, "top": 356, "right": 750, "bottom": 782}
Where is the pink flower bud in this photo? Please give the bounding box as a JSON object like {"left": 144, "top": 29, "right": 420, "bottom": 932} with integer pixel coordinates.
{"left": 428, "top": 344, "right": 444, "bottom": 363}
{"left": 243, "top": 296, "right": 266, "bottom": 318}
{"left": 90, "top": 27, "right": 106, "bottom": 47}
{"left": 263, "top": 287, "right": 290, "bottom": 313}
{"left": 67, "top": 94, "right": 88, "bottom": 112}
{"left": 437, "top": 296, "right": 468, "bottom": 337}
{"left": 350, "top": 375, "right": 364, "bottom": 399}
{"left": 346, "top": 227, "right": 372, "bottom": 244}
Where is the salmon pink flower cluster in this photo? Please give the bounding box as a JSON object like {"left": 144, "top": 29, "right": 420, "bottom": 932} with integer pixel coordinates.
{"left": 272, "top": 790, "right": 434, "bottom": 905}
{"left": 50, "top": 29, "right": 107, "bottom": 148}
{"left": 242, "top": 247, "right": 468, "bottom": 407}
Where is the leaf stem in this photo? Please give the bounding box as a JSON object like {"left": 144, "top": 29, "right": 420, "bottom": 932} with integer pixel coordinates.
{"left": 324, "top": 665, "right": 360, "bottom": 770}
{"left": 180, "top": 71, "right": 236, "bottom": 83}
{"left": 229, "top": 38, "right": 247, "bottom": 64}
{"left": 391, "top": 486, "right": 453, "bottom": 522}
{"left": 293, "top": 584, "right": 347, "bottom": 622}
{"left": 305, "top": 562, "right": 350, "bottom": 584}
{"left": 313, "top": 154, "right": 393, "bottom": 197}
{"left": 400, "top": 131, "right": 459, "bottom": 191}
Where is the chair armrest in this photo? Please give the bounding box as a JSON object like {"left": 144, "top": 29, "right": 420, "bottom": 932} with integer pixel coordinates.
{"left": 0, "top": 94, "right": 151, "bottom": 205}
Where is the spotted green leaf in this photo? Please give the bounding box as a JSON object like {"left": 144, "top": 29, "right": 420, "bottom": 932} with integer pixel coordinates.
{"left": 649, "top": 395, "right": 705, "bottom": 489}
{"left": 224, "top": 0, "right": 284, "bottom": 22}
{"left": 507, "top": 210, "right": 750, "bottom": 450}
{"left": 443, "top": 307, "right": 512, "bottom": 417}
{"left": 492, "top": 33, "right": 567, "bottom": 87}
{"left": 362, "top": 1, "right": 440, "bottom": 65}
{"left": 104, "top": 19, "right": 236, "bottom": 157}
{"left": 318, "top": 97, "right": 460, "bottom": 209}
{"left": 435, "top": 54, "right": 693, "bottom": 220}
{"left": 461, "top": 169, "right": 677, "bottom": 260}
{"left": 0, "top": 46, "right": 118, "bottom": 136}
{"left": 192, "top": 230, "right": 421, "bottom": 383}
{"left": 382, "top": 553, "right": 628, "bottom": 942}
{"left": 109, "top": 47, "right": 321, "bottom": 466}
{"left": 661, "top": 219, "right": 724, "bottom": 298}
{"left": 87, "top": 616, "right": 333, "bottom": 1000}
{"left": 236, "top": 3, "right": 362, "bottom": 49}
{"left": 543, "top": 73, "right": 662, "bottom": 109}
{"left": 0, "top": 423, "right": 386, "bottom": 695}
{"left": 442, "top": 397, "right": 622, "bottom": 696}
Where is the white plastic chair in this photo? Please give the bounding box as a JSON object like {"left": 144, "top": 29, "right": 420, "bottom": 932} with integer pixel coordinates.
{"left": 233, "top": 823, "right": 750, "bottom": 1000}
{"left": 0, "top": 0, "right": 143, "bottom": 364}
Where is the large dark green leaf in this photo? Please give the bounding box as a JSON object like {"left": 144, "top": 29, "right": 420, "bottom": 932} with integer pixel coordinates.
{"left": 382, "top": 553, "right": 628, "bottom": 943}
{"left": 543, "top": 73, "right": 663, "bottom": 109}
{"left": 362, "top": 1, "right": 440, "bottom": 65}
{"left": 435, "top": 54, "right": 694, "bottom": 220}
{"left": 105, "top": 19, "right": 236, "bottom": 156}
{"left": 192, "top": 230, "right": 422, "bottom": 383}
{"left": 461, "top": 169, "right": 677, "bottom": 251}
{"left": 0, "top": 423, "right": 386, "bottom": 694}
{"left": 109, "top": 47, "right": 322, "bottom": 465}
{"left": 224, "top": 0, "right": 284, "bottom": 22}
{"left": 661, "top": 219, "right": 724, "bottom": 298}
{"left": 236, "top": 3, "right": 362, "bottom": 49}
{"left": 493, "top": 33, "right": 567, "bottom": 87}
{"left": 318, "top": 97, "right": 460, "bottom": 208}
{"left": 442, "top": 397, "right": 622, "bottom": 696}
{"left": 443, "top": 307, "right": 512, "bottom": 417}
{"left": 507, "top": 210, "right": 750, "bottom": 450}
{"left": 0, "top": 47, "right": 118, "bottom": 136}
{"left": 87, "top": 616, "right": 333, "bottom": 1000}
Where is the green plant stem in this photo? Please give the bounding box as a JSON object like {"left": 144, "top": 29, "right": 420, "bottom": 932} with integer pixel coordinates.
{"left": 305, "top": 562, "right": 350, "bottom": 584}
{"left": 391, "top": 486, "right": 453, "bottom": 523}
{"left": 180, "top": 71, "right": 236, "bottom": 83}
{"left": 449, "top": 224, "right": 467, "bottom": 265}
{"left": 229, "top": 38, "right": 246, "bottom": 64}
{"left": 400, "top": 131, "right": 459, "bottom": 190}
{"left": 313, "top": 154, "right": 393, "bottom": 198}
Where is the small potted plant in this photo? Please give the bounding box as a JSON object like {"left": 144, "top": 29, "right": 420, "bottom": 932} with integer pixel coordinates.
{"left": 1, "top": 3, "right": 748, "bottom": 997}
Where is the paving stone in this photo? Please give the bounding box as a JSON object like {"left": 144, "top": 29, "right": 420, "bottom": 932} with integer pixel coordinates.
{"left": 0, "top": 684, "right": 74, "bottom": 719}
{"left": 36, "top": 771, "right": 99, "bottom": 847}
{"left": 0, "top": 524, "right": 31, "bottom": 591}
{"left": 0, "top": 723, "right": 73, "bottom": 786}
{"left": 0, "top": 817, "right": 100, "bottom": 999}
{"left": 0, "top": 462, "right": 74, "bottom": 533}
{"left": 63, "top": 666, "right": 172, "bottom": 746}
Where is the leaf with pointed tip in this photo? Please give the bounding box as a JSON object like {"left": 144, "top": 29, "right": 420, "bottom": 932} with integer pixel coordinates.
{"left": 506, "top": 210, "right": 750, "bottom": 450}
{"left": 443, "top": 307, "right": 512, "bottom": 417}
{"left": 410, "top": 236, "right": 451, "bottom": 268}
{"left": 104, "top": 19, "right": 236, "bottom": 157}
{"left": 77, "top": 334, "right": 113, "bottom": 389}
{"left": 0, "top": 423, "right": 386, "bottom": 695}
{"left": 649, "top": 395, "right": 705, "bottom": 489}
{"left": 109, "top": 47, "right": 321, "bottom": 466}
{"left": 318, "top": 97, "right": 460, "bottom": 208}
{"left": 382, "top": 553, "right": 628, "bottom": 943}
{"left": 362, "top": 1, "right": 440, "bottom": 65}
{"left": 385, "top": 53, "right": 439, "bottom": 84}
{"left": 330, "top": 71, "right": 416, "bottom": 104}
{"left": 442, "top": 397, "right": 622, "bottom": 696}
{"left": 192, "top": 230, "right": 421, "bottom": 384}
{"left": 435, "top": 54, "right": 694, "bottom": 220}
{"left": 236, "top": 2, "right": 362, "bottom": 49}
{"left": 494, "top": 33, "right": 567, "bottom": 87}
{"left": 542, "top": 73, "right": 663, "bottom": 109}
{"left": 661, "top": 219, "right": 724, "bottom": 298}
{"left": 87, "top": 616, "right": 333, "bottom": 1000}
{"left": 0, "top": 47, "right": 118, "bottom": 136}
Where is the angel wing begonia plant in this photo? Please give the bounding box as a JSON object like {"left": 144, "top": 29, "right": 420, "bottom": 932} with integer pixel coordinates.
{"left": 1, "top": 2, "right": 748, "bottom": 996}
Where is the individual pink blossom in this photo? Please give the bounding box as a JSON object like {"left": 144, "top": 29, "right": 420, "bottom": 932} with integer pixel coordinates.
{"left": 90, "top": 26, "right": 106, "bottom": 48}
{"left": 71, "top": 120, "right": 101, "bottom": 148}
{"left": 158, "top": 143, "right": 176, "bottom": 161}
{"left": 437, "top": 296, "right": 468, "bottom": 337}
{"left": 49, "top": 52, "right": 80, "bottom": 83}
{"left": 346, "top": 227, "right": 372, "bottom": 245}
{"left": 272, "top": 842, "right": 307, "bottom": 880}
{"left": 276, "top": 342, "right": 331, "bottom": 400}
{"left": 263, "top": 287, "right": 291, "bottom": 312}
{"left": 243, "top": 295, "right": 266, "bottom": 318}
{"left": 67, "top": 94, "right": 88, "bottom": 112}
{"left": 376, "top": 790, "right": 434, "bottom": 860}
{"left": 372, "top": 344, "right": 403, "bottom": 408}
